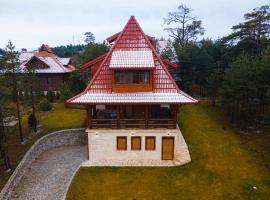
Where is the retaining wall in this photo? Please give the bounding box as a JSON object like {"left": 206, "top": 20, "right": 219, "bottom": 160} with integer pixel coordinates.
{"left": 0, "top": 128, "right": 85, "bottom": 200}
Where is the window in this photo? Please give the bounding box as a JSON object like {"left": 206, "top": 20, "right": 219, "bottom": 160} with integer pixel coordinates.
{"left": 131, "top": 136, "right": 141, "bottom": 150}
{"left": 117, "top": 136, "right": 127, "bottom": 150}
{"left": 114, "top": 70, "right": 150, "bottom": 84}
{"left": 145, "top": 136, "right": 156, "bottom": 150}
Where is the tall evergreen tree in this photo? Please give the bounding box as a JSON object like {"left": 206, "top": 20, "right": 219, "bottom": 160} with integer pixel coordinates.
{"left": 24, "top": 64, "right": 38, "bottom": 132}
{"left": 2, "top": 41, "right": 24, "bottom": 143}
{"left": 223, "top": 5, "right": 270, "bottom": 56}
{"left": 0, "top": 73, "right": 12, "bottom": 171}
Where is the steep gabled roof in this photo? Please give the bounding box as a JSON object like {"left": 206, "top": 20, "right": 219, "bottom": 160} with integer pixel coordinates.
{"left": 67, "top": 16, "right": 197, "bottom": 105}
{"left": 19, "top": 44, "right": 75, "bottom": 73}
{"left": 80, "top": 53, "right": 107, "bottom": 70}
{"left": 106, "top": 31, "right": 156, "bottom": 47}
{"left": 80, "top": 53, "right": 177, "bottom": 73}
{"left": 39, "top": 44, "right": 53, "bottom": 53}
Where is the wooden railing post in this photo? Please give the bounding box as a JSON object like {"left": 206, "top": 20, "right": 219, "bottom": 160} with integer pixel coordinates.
{"left": 145, "top": 106, "right": 149, "bottom": 128}
{"left": 117, "top": 105, "right": 120, "bottom": 128}
{"left": 172, "top": 105, "right": 178, "bottom": 129}
{"left": 88, "top": 106, "right": 92, "bottom": 129}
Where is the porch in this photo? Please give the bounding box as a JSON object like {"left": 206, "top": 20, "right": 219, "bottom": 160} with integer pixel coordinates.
{"left": 86, "top": 105, "right": 178, "bottom": 129}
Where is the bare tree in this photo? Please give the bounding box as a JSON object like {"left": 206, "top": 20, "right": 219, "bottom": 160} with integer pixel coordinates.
{"left": 164, "top": 4, "right": 205, "bottom": 46}
{"left": 84, "top": 32, "right": 95, "bottom": 45}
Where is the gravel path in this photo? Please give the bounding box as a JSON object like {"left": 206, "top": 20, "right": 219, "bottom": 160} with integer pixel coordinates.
{"left": 10, "top": 145, "right": 87, "bottom": 200}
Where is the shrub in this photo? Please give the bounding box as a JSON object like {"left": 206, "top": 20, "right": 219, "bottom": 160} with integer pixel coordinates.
{"left": 28, "top": 113, "right": 37, "bottom": 132}
{"left": 39, "top": 99, "right": 52, "bottom": 111}
{"left": 47, "top": 89, "right": 54, "bottom": 103}
{"left": 60, "top": 82, "right": 71, "bottom": 100}
{"left": 56, "top": 92, "right": 60, "bottom": 100}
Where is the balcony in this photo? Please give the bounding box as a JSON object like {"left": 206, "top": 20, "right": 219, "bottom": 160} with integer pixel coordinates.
{"left": 86, "top": 105, "right": 177, "bottom": 129}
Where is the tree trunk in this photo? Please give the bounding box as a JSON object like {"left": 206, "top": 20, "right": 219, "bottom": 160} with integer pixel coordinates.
{"left": 0, "top": 107, "right": 12, "bottom": 170}
{"left": 30, "top": 84, "right": 37, "bottom": 132}
{"left": 15, "top": 82, "right": 24, "bottom": 143}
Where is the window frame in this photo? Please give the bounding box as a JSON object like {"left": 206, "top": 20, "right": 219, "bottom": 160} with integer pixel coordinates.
{"left": 116, "top": 136, "right": 127, "bottom": 150}
{"left": 114, "top": 70, "right": 150, "bottom": 84}
{"left": 131, "top": 136, "right": 142, "bottom": 150}
{"left": 145, "top": 136, "right": 156, "bottom": 150}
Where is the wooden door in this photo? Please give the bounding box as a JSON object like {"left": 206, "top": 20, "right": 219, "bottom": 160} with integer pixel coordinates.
{"left": 162, "top": 137, "right": 174, "bottom": 160}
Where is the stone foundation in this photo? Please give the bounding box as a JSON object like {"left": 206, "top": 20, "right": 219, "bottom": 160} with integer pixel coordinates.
{"left": 82, "top": 126, "right": 191, "bottom": 167}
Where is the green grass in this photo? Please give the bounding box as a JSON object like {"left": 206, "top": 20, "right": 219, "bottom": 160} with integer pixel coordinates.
{"left": 67, "top": 104, "right": 270, "bottom": 200}
{"left": 0, "top": 102, "right": 85, "bottom": 190}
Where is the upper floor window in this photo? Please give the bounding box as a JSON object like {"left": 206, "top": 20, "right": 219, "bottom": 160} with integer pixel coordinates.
{"left": 114, "top": 70, "right": 150, "bottom": 84}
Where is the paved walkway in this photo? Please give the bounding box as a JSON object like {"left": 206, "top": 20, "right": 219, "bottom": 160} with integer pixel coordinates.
{"left": 10, "top": 145, "right": 87, "bottom": 200}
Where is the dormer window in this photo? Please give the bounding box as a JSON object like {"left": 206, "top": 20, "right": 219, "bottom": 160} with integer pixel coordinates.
{"left": 114, "top": 70, "right": 150, "bottom": 84}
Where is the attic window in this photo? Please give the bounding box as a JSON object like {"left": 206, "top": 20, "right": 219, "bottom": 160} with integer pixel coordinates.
{"left": 114, "top": 70, "right": 150, "bottom": 84}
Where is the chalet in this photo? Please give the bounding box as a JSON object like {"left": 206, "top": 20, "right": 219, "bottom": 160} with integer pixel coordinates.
{"left": 66, "top": 16, "right": 198, "bottom": 166}
{"left": 19, "top": 44, "right": 75, "bottom": 93}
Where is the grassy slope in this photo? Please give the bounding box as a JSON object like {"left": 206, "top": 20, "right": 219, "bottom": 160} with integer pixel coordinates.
{"left": 67, "top": 104, "right": 270, "bottom": 200}
{"left": 0, "top": 102, "right": 85, "bottom": 189}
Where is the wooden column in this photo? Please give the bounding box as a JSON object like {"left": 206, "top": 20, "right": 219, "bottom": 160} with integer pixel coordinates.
{"left": 172, "top": 105, "right": 178, "bottom": 128}
{"left": 145, "top": 105, "right": 149, "bottom": 128}
{"left": 86, "top": 106, "right": 89, "bottom": 128}
{"left": 87, "top": 106, "right": 92, "bottom": 129}
{"left": 117, "top": 105, "right": 120, "bottom": 128}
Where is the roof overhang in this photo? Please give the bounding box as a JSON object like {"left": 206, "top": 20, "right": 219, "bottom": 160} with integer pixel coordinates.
{"left": 66, "top": 92, "right": 198, "bottom": 105}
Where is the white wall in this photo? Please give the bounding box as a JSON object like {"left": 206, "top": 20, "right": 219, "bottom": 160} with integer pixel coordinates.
{"left": 83, "top": 127, "right": 191, "bottom": 166}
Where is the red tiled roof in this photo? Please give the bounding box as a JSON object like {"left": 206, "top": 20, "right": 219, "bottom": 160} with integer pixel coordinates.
{"left": 19, "top": 44, "right": 74, "bottom": 74}
{"left": 67, "top": 16, "right": 197, "bottom": 105}
{"left": 80, "top": 53, "right": 107, "bottom": 70}
{"left": 161, "top": 57, "right": 178, "bottom": 68}
{"left": 39, "top": 44, "right": 53, "bottom": 53}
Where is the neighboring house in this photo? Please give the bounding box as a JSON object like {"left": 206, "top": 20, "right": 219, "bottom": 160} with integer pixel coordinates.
{"left": 66, "top": 16, "right": 197, "bottom": 166}
{"left": 19, "top": 44, "right": 75, "bottom": 93}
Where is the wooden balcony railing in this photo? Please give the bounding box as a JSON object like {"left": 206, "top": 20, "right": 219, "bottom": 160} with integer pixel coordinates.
{"left": 89, "top": 118, "right": 176, "bottom": 129}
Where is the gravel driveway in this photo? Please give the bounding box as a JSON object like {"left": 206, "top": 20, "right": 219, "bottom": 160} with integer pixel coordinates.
{"left": 10, "top": 145, "right": 87, "bottom": 200}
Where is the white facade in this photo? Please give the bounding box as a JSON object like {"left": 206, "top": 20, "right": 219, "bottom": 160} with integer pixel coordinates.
{"left": 82, "top": 126, "right": 191, "bottom": 167}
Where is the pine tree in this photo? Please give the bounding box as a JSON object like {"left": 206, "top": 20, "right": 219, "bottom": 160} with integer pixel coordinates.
{"left": 2, "top": 41, "right": 24, "bottom": 143}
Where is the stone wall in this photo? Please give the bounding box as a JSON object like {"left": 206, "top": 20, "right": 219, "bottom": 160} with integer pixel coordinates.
{"left": 83, "top": 127, "right": 191, "bottom": 166}
{"left": 0, "top": 128, "right": 85, "bottom": 200}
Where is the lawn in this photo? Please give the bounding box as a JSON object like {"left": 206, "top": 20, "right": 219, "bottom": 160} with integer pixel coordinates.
{"left": 0, "top": 102, "right": 85, "bottom": 190}
{"left": 67, "top": 104, "right": 270, "bottom": 200}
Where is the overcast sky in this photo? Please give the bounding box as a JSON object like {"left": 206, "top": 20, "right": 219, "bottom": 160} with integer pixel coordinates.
{"left": 0, "top": 0, "right": 268, "bottom": 50}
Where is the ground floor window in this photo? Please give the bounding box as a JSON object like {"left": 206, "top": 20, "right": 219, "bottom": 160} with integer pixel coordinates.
{"left": 117, "top": 136, "right": 127, "bottom": 150}
{"left": 145, "top": 136, "right": 156, "bottom": 150}
{"left": 131, "top": 136, "right": 141, "bottom": 150}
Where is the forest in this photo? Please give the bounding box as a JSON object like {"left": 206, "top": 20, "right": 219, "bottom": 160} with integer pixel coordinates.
{"left": 160, "top": 4, "right": 270, "bottom": 128}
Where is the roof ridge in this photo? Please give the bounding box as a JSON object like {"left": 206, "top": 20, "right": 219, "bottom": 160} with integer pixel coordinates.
{"left": 84, "top": 16, "right": 135, "bottom": 92}
{"left": 130, "top": 17, "right": 181, "bottom": 93}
